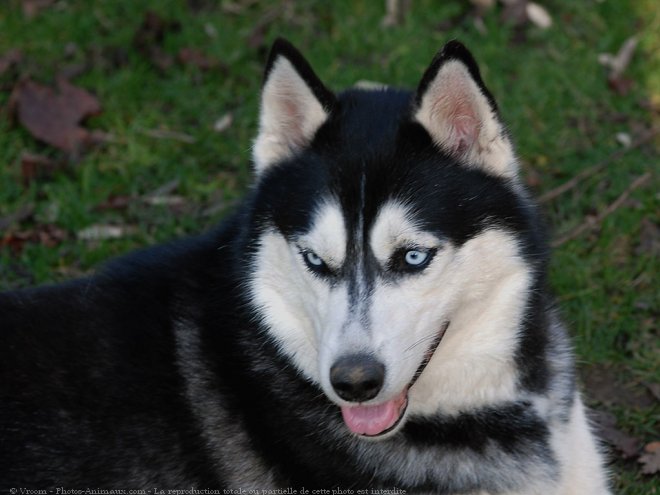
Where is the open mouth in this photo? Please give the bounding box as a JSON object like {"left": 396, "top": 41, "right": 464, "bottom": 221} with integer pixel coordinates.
{"left": 340, "top": 321, "right": 450, "bottom": 437}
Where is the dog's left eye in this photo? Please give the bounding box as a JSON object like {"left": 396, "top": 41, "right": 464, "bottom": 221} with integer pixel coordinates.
{"left": 305, "top": 251, "right": 324, "bottom": 267}
{"left": 390, "top": 247, "right": 435, "bottom": 273}
{"left": 404, "top": 250, "right": 428, "bottom": 266}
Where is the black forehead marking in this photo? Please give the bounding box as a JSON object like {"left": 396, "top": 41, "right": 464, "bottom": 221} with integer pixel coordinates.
{"left": 255, "top": 87, "right": 545, "bottom": 270}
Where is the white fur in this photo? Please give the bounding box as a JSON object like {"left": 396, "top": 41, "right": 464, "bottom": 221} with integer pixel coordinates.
{"left": 369, "top": 202, "right": 442, "bottom": 263}
{"left": 548, "top": 395, "right": 612, "bottom": 495}
{"left": 253, "top": 56, "right": 328, "bottom": 174}
{"left": 414, "top": 60, "right": 518, "bottom": 178}
{"left": 367, "top": 203, "right": 531, "bottom": 416}
{"left": 249, "top": 200, "right": 351, "bottom": 382}
{"left": 250, "top": 198, "right": 531, "bottom": 417}
{"left": 297, "top": 200, "right": 348, "bottom": 270}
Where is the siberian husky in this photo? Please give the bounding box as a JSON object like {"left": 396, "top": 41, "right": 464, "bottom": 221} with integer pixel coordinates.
{"left": 0, "top": 39, "right": 611, "bottom": 494}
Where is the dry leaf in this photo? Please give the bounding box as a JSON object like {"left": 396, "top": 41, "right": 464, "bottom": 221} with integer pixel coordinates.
{"left": 588, "top": 409, "right": 642, "bottom": 459}
{"left": 22, "top": 0, "right": 55, "bottom": 18}
{"left": 582, "top": 363, "right": 656, "bottom": 409}
{"left": 501, "top": 0, "right": 528, "bottom": 26}
{"left": 599, "top": 37, "right": 638, "bottom": 96}
{"left": 599, "top": 37, "right": 638, "bottom": 78}
{"left": 204, "top": 23, "right": 218, "bottom": 38}
{"left": 526, "top": 2, "right": 552, "bottom": 29}
{"left": 639, "top": 442, "right": 660, "bottom": 475}
{"left": 9, "top": 78, "right": 103, "bottom": 154}
{"left": 20, "top": 152, "right": 65, "bottom": 185}
{"left": 77, "top": 224, "right": 137, "bottom": 241}
{"left": 247, "top": 8, "right": 279, "bottom": 50}
{"left": 1, "top": 224, "right": 68, "bottom": 253}
{"left": 142, "top": 195, "right": 186, "bottom": 207}
{"left": 0, "top": 203, "right": 35, "bottom": 232}
{"left": 0, "top": 49, "right": 22, "bottom": 76}
{"left": 470, "top": 0, "right": 496, "bottom": 10}
{"left": 213, "top": 113, "right": 233, "bottom": 133}
{"left": 177, "top": 47, "right": 219, "bottom": 71}
{"left": 354, "top": 80, "right": 388, "bottom": 90}
{"left": 607, "top": 76, "right": 634, "bottom": 96}
{"left": 146, "top": 178, "right": 181, "bottom": 197}
{"left": 525, "top": 167, "right": 542, "bottom": 188}
{"left": 133, "top": 11, "right": 181, "bottom": 71}
{"left": 644, "top": 382, "right": 660, "bottom": 401}
{"left": 94, "top": 195, "right": 134, "bottom": 212}
{"left": 615, "top": 132, "right": 632, "bottom": 148}
{"left": 635, "top": 218, "right": 660, "bottom": 256}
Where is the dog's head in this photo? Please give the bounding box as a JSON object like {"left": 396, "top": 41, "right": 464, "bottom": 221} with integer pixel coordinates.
{"left": 245, "top": 39, "right": 546, "bottom": 438}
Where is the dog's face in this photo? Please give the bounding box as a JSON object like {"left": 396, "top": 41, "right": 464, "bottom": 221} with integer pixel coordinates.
{"left": 246, "top": 40, "right": 544, "bottom": 437}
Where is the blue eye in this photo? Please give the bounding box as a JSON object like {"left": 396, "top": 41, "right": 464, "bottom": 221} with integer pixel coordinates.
{"left": 305, "top": 251, "right": 324, "bottom": 267}
{"left": 299, "top": 247, "right": 332, "bottom": 276}
{"left": 404, "top": 250, "right": 429, "bottom": 266}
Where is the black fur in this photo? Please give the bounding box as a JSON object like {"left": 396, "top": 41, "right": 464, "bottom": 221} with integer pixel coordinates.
{"left": 1, "top": 40, "right": 567, "bottom": 492}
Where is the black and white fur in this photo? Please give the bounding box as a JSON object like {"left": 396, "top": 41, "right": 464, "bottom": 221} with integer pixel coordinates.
{"left": 0, "top": 39, "right": 610, "bottom": 494}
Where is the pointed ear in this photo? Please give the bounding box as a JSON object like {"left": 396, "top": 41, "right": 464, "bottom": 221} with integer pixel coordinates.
{"left": 252, "top": 38, "right": 336, "bottom": 175}
{"left": 413, "top": 41, "right": 517, "bottom": 178}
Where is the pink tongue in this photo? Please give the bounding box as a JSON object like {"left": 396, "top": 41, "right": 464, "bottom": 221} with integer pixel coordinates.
{"left": 340, "top": 390, "right": 407, "bottom": 436}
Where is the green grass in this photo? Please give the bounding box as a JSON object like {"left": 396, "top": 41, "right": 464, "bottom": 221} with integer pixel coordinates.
{"left": 1, "top": 0, "right": 658, "bottom": 492}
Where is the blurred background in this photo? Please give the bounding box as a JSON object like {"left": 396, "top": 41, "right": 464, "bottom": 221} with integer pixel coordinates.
{"left": 0, "top": 0, "right": 658, "bottom": 492}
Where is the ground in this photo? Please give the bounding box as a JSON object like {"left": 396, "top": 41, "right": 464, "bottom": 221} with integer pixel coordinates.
{"left": 0, "top": 1, "right": 658, "bottom": 492}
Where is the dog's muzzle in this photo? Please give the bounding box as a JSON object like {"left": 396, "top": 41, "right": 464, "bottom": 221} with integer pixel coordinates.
{"left": 337, "top": 321, "right": 450, "bottom": 437}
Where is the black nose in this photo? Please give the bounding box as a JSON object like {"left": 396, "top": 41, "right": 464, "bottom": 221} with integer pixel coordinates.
{"left": 330, "top": 354, "right": 385, "bottom": 402}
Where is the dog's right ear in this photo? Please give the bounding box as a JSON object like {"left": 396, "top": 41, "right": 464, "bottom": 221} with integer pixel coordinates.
{"left": 252, "top": 38, "right": 336, "bottom": 175}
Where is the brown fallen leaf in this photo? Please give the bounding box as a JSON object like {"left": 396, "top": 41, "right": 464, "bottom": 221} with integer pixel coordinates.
{"left": 607, "top": 76, "right": 634, "bottom": 96}
{"left": 582, "top": 363, "right": 656, "bottom": 410}
{"left": 501, "top": 0, "right": 528, "bottom": 26}
{"left": 133, "top": 11, "right": 181, "bottom": 71}
{"left": 0, "top": 224, "right": 68, "bottom": 254}
{"left": 9, "top": 78, "right": 103, "bottom": 155}
{"left": 644, "top": 382, "right": 660, "bottom": 402}
{"left": 599, "top": 37, "right": 638, "bottom": 96}
{"left": 146, "top": 178, "right": 181, "bottom": 197}
{"left": 187, "top": 0, "right": 215, "bottom": 12}
{"left": 177, "top": 47, "right": 220, "bottom": 71}
{"left": 382, "top": 0, "right": 410, "bottom": 27}
{"left": 221, "top": 0, "right": 260, "bottom": 15}
{"left": 524, "top": 167, "right": 543, "bottom": 188}
{"left": 635, "top": 218, "right": 660, "bottom": 257}
{"left": 588, "top": 409, "right": 642, "bottom": 459}
{"left": 22, "top": 0, "right": 55, "bottom": 18}
{"left": 0, "top": 203, "right": 35, "bottom": 232}
{"left": 21, "top": 152, "right": 65, "bottom": 185}
{"left": 247, "top": 8, "right": 279, "bottom": 50}
{"left": 639, "top": 441, "right": 660, "bottom": 475}
{"left": 94, "top": 195, "right": 134, "bottom": 212}
{"left": 138, "top": 127, "right": 196, "bottom": 144}
{"left": 0, "top": 49, "right": 22, "bottom": 76}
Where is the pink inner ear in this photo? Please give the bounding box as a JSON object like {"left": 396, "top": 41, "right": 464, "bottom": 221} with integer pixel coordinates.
{"left": 448, "top": 115, "right": 479, "bottom": 154}
{"left": 447, "top": 100, "right": 479, "bottom": 154}
{"left": 280, "top": 98, "right": 305, "bottom": 145}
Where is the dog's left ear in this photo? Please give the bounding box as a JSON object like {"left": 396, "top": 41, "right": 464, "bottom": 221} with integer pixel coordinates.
{"left": 414, "top": 41, "right": 517, "bottom": 178}
{"left": 253, "top": 38, "right": 336, "bottom": 175}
